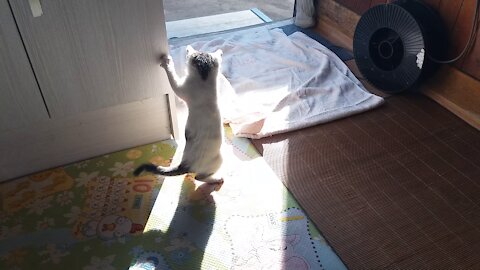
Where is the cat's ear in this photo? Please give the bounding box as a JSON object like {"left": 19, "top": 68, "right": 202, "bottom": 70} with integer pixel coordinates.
{"left": 186, "top": 45, "right": 196, "bottom": 57}
{"left": 212, "top": 49, "right": 223, "bottom": 60}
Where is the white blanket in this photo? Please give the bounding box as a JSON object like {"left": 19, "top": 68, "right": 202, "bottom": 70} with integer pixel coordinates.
{"left": 170, "top": 28, "right": 384, "bottom": 138}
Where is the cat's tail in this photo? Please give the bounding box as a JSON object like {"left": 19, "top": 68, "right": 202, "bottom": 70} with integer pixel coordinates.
{"left": 133, "top": 163, "right": 189, "bottom": 177}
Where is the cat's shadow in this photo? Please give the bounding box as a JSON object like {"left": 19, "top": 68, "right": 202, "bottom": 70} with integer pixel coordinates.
{"left": 132, "top": 178, "right": 217, "bottom": 269}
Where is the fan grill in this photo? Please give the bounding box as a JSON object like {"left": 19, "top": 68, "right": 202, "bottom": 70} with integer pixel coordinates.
{"left": 353, "top": 0, "right": 445, "bottom": 93}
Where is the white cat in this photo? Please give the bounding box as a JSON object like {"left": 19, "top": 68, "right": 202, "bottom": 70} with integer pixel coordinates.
{"left": 134, "top": 46, "right": 224, "bottom": 186}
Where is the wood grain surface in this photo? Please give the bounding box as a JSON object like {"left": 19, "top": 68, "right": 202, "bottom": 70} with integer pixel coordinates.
{"left": 9, "top": 0, "right": 171, "bottom": 118}
{"left": 0, "top": 0, "right": 49, "bottom": 132}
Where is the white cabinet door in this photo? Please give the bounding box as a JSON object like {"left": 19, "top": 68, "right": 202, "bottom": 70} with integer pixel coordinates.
{"left": 1, "top": 0, "right": 176, "bottom": 181}
{"left": 9, "top": 0, "right": 171, "bottom": 117}
{"left": 0, "top": 0, "right": 49, "bottom": 132}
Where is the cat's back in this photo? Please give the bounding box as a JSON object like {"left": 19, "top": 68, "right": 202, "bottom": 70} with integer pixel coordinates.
{"left": 182, "top": 70, "right": 219, "bottom": 107}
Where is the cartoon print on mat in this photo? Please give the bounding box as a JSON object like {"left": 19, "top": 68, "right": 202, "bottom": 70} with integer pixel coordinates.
{"left": 1, "top": 168, "right": 73, "bottom": 213}
{"left": 232, "top": 230, "right": 309, "bottom": 270}
{"left": 0, "top": 142, "right": 181, "bottom": 269}
{"left": 0, "top": 135, "right": 346, "bottom": 269}
{"left": 74, "top": 175, "right": 157, "bottom": 240}
{"left": 226, "top": 208, "right": 321, "bottom": 270}
{"left": 38, "top": 243, "right": 71, "bottom": 264}
{"left": 80, "top": 214, "right": 144, "bottom": 240}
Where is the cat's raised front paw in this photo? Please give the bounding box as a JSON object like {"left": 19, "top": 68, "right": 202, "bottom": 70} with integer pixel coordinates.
{"left": 159, "top": 54, "right": 173, "bottom": 69}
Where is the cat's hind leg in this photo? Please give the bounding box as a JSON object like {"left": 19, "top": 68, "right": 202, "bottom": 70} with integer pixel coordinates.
{"left": 195, "top": 173, "right": 224, "bottom": 191}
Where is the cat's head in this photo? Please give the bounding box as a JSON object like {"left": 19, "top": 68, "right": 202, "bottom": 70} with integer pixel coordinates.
{"left": 185, "top": 45, "right": 223, "bottom": 80}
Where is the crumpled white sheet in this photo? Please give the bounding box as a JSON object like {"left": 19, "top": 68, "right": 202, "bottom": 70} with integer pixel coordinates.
{"left": 170, "top": 28, "right": 384, "bottom": 138}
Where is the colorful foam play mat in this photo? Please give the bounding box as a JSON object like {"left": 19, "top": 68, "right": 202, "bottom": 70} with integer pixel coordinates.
{"left": 0, "top": 126, "right": 346, "bottom": 269}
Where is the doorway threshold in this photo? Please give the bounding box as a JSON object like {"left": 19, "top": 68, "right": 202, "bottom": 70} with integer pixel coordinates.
{"left": 166, "top": 8, "right": 273, "bottom": 39}
{"left": 166, "top": 17, "right": 294, "bottom": 139}
{"left": 167, "top": 18, "right": 294, "bottom": 48}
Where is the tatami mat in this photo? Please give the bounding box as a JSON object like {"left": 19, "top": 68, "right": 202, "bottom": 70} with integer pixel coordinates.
{"left": 252, "top": 93, "right": 480, "bottom": 269}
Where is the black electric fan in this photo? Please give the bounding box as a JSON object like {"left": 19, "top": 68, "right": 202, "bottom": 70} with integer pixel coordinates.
{"left": 353, "top": 0, "right": 447, "bottom": 94}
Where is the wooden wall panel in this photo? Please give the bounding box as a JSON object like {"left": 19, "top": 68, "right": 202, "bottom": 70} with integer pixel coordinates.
{"left": 370, "top": 0, "right": 388, "bottom": 7}
{"left": 461, "top": 29, "right": 480, "bottom": 79}
{"left": 437, "top": 1, "right": 463, "bottom": 31}
{"left": 451, "top": 0, "right": 476, "bottom": 64}
{"left": 422, "top": 0, "right": 442, "bottom": 8}
{"left": 335, "top": 0, "right": 371, "bottom": 14}
{"left": 332, "top": 0, "right": 480, "bottom": 80}
{"left": 456, "top": 0, "right": 480, "bottom": 78}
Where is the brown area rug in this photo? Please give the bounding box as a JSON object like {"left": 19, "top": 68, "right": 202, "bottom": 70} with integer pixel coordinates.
{"left": 252, "top": 93, "right": 480, "bottom": 269}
